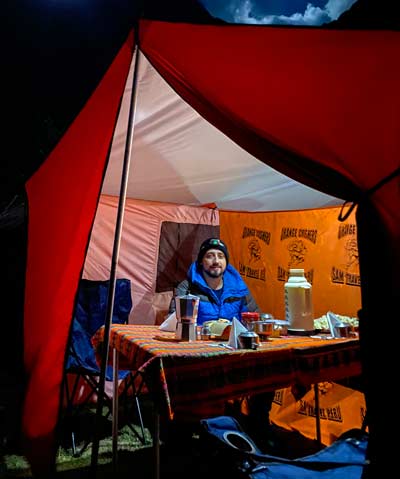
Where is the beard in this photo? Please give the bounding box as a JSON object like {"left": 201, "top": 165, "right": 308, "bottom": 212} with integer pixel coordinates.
{"left": 203, "top": 267, "right": 224, "bottom": 279}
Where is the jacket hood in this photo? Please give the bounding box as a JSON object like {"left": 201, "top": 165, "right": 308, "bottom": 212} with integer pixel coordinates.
{"left": 187, "top": 261, "right": 249, "bottom": 297}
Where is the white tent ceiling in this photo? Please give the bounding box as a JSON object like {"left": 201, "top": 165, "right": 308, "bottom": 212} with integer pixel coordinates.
{"left": 101, "top": 52, "right": 342, "bottom": 211}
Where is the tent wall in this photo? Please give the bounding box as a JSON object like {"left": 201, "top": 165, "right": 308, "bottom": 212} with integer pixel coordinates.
{"left": 82, "top": 195, "right": 219, "bottom": 324}
{"left": 21, "top": 36, "right": 133, "bottom": 473}
{"left": 221, "top": 205, "right": 361, "bottom": 320}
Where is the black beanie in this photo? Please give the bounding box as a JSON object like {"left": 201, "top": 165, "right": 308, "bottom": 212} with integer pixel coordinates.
{"left": 197, "top": 238, "right": 229, "bottom": 265}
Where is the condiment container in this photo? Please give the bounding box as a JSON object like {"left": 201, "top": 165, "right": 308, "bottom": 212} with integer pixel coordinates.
{"left": 271, "top": 320, "right": 290, "bottom": 337}
{"left": 240, "top": 311, "right": 260, "bottom": 327}
{"left": 333, "top": 323, "right": 351, "bottom": 338}
{"left": 200, "top": 324, "right": 211, "bottom": 340}
{"left": 238, "top": 331, "right": 260, "bottom": 350}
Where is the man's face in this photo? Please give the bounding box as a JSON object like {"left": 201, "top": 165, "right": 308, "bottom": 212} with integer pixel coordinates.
{"left": 201, "top": 248, "right": 227, "bottom": 278}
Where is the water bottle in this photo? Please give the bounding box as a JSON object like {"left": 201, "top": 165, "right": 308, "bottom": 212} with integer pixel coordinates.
{"left": 284, "top": 268, "right": 314, "bottom": 335}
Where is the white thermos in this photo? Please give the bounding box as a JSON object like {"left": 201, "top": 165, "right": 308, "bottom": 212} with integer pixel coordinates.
{"left": 284, "top": 268, "right": 314, "bottom": 335}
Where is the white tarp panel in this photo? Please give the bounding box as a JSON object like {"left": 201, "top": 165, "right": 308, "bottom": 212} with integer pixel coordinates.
{"left": 101, "top": 52, "right": 341, "bottom": 211}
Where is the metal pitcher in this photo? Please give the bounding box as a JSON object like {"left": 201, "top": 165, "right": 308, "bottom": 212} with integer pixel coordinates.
{"left": 175, "top": 294, "right": 200, "bottom": 341}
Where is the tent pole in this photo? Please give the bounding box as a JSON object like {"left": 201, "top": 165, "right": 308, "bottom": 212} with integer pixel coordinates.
{"left": 89, "top": 45, "right": 142, "bottom": 478}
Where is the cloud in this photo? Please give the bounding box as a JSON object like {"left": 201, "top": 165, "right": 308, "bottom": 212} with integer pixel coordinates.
{"left": 232, "top": 0, "right": 357, "bottom": 26}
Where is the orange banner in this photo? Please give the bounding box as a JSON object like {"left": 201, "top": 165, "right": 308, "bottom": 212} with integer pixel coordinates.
{"left": 220, "top": 206, "right": 361, "bottom": 321}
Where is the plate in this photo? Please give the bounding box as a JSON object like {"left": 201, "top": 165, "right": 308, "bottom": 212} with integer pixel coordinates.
{"left": 153, "top": 335, "right": 183, "bottom": 342}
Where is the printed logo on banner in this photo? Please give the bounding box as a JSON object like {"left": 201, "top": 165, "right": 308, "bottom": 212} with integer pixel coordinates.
{"left": 277, "top": 227, "right": 317, "bottom": 282}
{"left": 238, "top": 227, "right": 270, "bottom": 282}
{"left": 331, "top": 223, "right": 360, "bottom": 287}
{"left": 298, "top": 399, "right": 343, "bottom": 423}
{"left": 273, "top": 389, "right": 284, "bottom": 405}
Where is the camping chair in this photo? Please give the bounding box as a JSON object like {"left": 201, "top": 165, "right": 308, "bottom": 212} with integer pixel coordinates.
{"left": 62, "top": 278, "right": 146, "bottom": 456}
{"left": 199, "top": 415, "right": 368, "bottom": 479}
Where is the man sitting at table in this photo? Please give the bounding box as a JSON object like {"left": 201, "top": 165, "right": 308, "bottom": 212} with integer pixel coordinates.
{"left": 170, "top": 237, "right": 259, "bottom": 325}
{"left": 168, "top": 237, "right": 275, "bottom": 450}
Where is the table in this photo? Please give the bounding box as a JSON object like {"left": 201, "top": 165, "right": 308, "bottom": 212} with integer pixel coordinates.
{"left": 92, "top": 325, "right": 361, "bottom": 477}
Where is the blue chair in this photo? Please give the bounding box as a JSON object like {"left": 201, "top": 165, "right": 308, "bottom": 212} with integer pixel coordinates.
{"left": 200, "top": 416, "right": 368, "bottom": 479}
{"left": 63, "top": 278, "right": 146, "bottom": 456}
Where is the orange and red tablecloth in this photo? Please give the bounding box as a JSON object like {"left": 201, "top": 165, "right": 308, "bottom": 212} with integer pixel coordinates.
{"left": 92, "top": 324, "right": 361, "bottom": 421}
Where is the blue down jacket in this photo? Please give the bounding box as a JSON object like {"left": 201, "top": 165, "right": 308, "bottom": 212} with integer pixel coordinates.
{"left": 172, "top": 262, "right": 260, "bottom": 326}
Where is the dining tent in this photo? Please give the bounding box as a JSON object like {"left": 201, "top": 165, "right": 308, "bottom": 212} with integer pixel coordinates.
{"left": 2, "top": 0, "right": 399, "bottom": 476}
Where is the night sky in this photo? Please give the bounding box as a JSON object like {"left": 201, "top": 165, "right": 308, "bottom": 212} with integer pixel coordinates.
{"left": 199, "top": 0, "right": 357, "bottom": 25}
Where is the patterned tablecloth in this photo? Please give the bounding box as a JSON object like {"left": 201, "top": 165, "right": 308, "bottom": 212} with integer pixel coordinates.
{"left": 92, "top": 325, "right": 361, "bottom": 421}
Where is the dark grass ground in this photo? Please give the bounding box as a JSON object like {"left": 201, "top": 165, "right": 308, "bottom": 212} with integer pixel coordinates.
{"left": 1, "top": 396, "right": 323, "bottom": 479}
{"left": 2, "top": 429, "right": 323, "bottom": 479}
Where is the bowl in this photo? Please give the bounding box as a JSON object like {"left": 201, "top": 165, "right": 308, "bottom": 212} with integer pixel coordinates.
{"left": 247, "top": 320, "right": 274, "bottom": 340}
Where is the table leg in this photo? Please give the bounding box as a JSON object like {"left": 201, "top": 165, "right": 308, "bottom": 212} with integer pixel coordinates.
{"left": 313, "top": 383, "right": 321, "bottom": 446}
{"left": 112, "top": 347, "right": 119, "bottom": 473}
{"left": 154, "top": 411, "right": 160, "bottom": 479}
